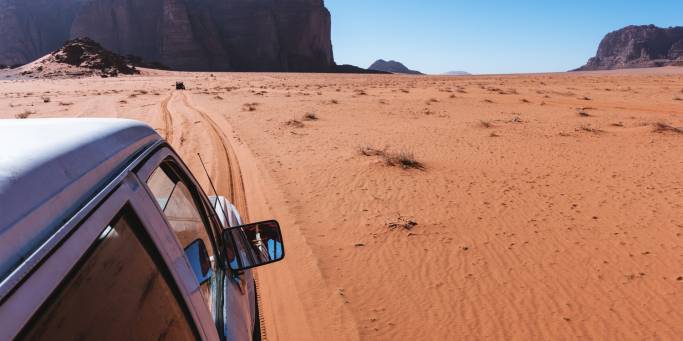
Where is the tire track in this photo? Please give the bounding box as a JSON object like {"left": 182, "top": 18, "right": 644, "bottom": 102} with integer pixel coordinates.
{"left": 178, "top": 92, "right": 250, "bottom": 222}
{"left": 160, "top": 92, "right": 174, "bottom": 142}
{"left": 177, "top": 92, "right": 267, "bottom": 339}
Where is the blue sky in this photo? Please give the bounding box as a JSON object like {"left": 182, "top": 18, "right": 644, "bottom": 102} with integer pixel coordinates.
{"left": 326, "top": 1, "right": 683, "bottom": 74}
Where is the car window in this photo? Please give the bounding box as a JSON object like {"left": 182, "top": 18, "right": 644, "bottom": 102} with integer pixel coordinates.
{"left": 20, "top": 209, "right": 197, "bottom": 340}
{"left": 146, "top": 163, "right": 217, "bottom": 314}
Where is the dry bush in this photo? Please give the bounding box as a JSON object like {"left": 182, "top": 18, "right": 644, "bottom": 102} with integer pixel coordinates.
{"left": 520, "top": 98, "right": 530, "bottom": 103}
{"left": 382, "top": 150, "right": 425, "bottom": 170}
{"left": 284, "top": 119, "right": 304, "bottom": 128}
{"left": 41, "top": 96, "right": 50, "bottom": 103}
{"left": 578, "top": 111, "right": 592, "bottom": 117}
{"left": 674, "top": 96, "right": 682, "bottom": 101}
{"left": 119, "top": 100, "right": 127, "bottom": 104}
{"left": 242, "top": 102, "right": 258, "bottom": 111}
{"left": 302, "top": 112, "right": 318, "bottom": 121}
{"left": 358, "top": 145, "right": 386, "bottom": 156}
{"left": 480, "top": 120, "right": 493, "bottom": 128}
{"left": 213, "top": 95, "right": 223, "bottom": 100}
{"left": 426, "top": 98, "right": 439, "bottom": 105}
{"left": 482, "top": 99, "right": 494, "bottom": 103}
{"left": 387, "top": 216, "right": 418, "bottom": 230}
{"left": 579, "top": 125, "right": 604, "bottom": 134}
{"left": 329, "top": 99, "right": 339, "bottom": 104}
{"left": 358, "top": 146, "right": 424, "bottom": 170}
{"left": 137, "top": 90, "right": 148, "bottom": 95}
{"left": 653, "top": 122, "right": 683, "bottom": 134}
{"left": 15, "top": 110, "right": 36, "bottom": 119}
{"left": 58, "top": 101, "right": 73, "bottom": 106}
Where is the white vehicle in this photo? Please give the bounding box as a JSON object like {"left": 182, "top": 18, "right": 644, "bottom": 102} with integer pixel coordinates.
{"left": 0, "top": 119, "right": 284, "bottom": 340}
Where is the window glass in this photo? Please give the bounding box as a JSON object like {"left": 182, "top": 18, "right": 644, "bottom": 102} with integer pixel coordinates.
{"left": 21, "top": 210, "right": 196, "bottom": 340}
{"left": 146, "top": 163, "right": 217, "bottom": 314}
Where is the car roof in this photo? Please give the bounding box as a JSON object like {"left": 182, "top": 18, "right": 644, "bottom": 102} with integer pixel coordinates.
{"left": 0, "top": 118, "right": 162, "bottom": 281}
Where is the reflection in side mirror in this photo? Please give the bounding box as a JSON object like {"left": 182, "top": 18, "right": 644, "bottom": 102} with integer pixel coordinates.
{"left": 223, "top": 220, "right": 285, "bottom": 271}
{"left": 184, "top": 239, "right": 212, "bottom": 285}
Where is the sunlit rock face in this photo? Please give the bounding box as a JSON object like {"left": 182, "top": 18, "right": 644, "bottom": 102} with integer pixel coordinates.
{"left": 0, "top": 0, "right": 335, "bottom": 71}
{"left": 577, "top": 25, "right": 683, "bottom": 71}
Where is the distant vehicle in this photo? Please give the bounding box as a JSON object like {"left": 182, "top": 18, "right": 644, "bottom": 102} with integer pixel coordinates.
{"left": 0, "top": 119, "right": 284, "bottom": 340}
{"left": 176, "top": 81, "right": 186, "bottom": 90}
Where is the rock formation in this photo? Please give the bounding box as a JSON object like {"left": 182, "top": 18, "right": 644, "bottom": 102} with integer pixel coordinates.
{"left": 576, "top": 25, "right": 683, "bottom": 71}
{"left": 369, "top": 60, "right": 423, "bottom": 75}
{"left": 15, "top": 38, "right": 140, "bottom": 78}
{"left": 0, "top": 0, "right": 335, "bottom": 72}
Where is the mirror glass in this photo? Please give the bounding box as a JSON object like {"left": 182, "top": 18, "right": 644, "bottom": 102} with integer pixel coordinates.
{"left": 224, "top": 220, "right": 285, "bottom": 271}
{"left": 184, "top": 239, "right": 212, "bottom": 285}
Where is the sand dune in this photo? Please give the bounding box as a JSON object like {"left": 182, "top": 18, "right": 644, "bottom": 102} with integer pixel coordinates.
{"left": 1, "top": 67, "right": 682, "bottom": 340}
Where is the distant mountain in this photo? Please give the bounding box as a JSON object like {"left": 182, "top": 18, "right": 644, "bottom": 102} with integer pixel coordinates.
{"left": 576, "top": 25, "right": 683, "bottom": 71}
{"left": 368, "top": 59, "right": 423, "bottom": 75}
{"left": 442, "top": 71, "right": 470, "bottom": 76}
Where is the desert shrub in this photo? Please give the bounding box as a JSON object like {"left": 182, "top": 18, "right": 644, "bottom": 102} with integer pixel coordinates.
{"left": 243, "top": 102, "right": 258, "bottom": 111}
{"left": 358, "top": 145, "right": 385, "bottom": 156}
{"left": 15, "top": 110, "right": 36, "bottom": 119}
{"left": 382, "top": 150, "right": 425, "bottom": 170}
{"left": 302, "top": 112, "right": 318, "bottom": 121}
{"left": 284, "top": 119, "right": 304, "bottom": 128}
{"left": 653, "top": 122, "right": 683, "bottom": 134}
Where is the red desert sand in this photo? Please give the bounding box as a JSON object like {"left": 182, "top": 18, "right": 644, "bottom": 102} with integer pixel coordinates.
{"left": 1, "top": 67, "right": 682, "bottom": 340}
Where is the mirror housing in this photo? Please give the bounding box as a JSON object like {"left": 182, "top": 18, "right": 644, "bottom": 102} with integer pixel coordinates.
{"left": 184, "top": 239, "right": 212, "bottom": 285}
{"left": 223, "top": 220, "right": 285, "bottom": 271}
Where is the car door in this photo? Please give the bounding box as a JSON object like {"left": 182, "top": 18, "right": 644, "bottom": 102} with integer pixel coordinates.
{"left": 4, "top": 171, "right": 219, "bottom": 340}
{"left": 138, "top": 149, "right": 255, "bottom": 340}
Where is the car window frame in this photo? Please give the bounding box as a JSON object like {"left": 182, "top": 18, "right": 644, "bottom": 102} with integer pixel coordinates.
{"left": 136, "top": 147, "right": 226, "bottom": 260}
{"left": 148, "top": 162, "right": 221, "bottom": 258}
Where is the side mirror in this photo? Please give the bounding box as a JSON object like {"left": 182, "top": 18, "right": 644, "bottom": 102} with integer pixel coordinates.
{"left": 184, "top": 239, "right": 212, "bottom": 285}
{"left": 223, "top": 220, "right": 285, "bottom": 271}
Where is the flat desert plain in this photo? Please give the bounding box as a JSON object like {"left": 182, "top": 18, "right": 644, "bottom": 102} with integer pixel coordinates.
{"left": 1, "top": 68, "right": 682, "bottom": 340}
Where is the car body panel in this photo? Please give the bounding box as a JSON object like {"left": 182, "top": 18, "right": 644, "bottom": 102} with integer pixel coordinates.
{"left": 0, "top": 119, "right": 262, "bottom": 340}
{"left": 0, "top": 119, "right": 159, "bottom": 284}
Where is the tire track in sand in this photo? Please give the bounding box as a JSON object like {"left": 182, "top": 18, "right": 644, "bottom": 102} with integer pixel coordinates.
{"left": 177, "top": 92, "right": 269, "bottom": 340}
{"left": 178, "top": 92, "right": 249, "bottom": 221}
{"left": 160, "top": 92, "right": 174, "bottom": 142}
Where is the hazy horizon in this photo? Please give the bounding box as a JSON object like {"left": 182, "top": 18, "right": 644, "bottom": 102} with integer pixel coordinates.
{"left": 327, "top": 0, "right": 683, "bottom": 74}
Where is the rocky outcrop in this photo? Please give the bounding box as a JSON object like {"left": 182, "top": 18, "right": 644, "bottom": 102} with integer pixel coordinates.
{"left": 15, "top": 37, "right": 140, "bottom": 78}
{"left": 369, "top": 60, "right": 423, "bottom": 75}
{"left": 0, "top": 0, "right": 335, "bottom": 72}
{"left": 576, "top": 25, "right": 683, "bottom": 71}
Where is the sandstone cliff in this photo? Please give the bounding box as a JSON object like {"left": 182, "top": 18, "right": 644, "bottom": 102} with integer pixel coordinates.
{"left": 0, "top": 0, "right": 334, "bottom": 72}
{"left": 577, "top": 25, "right": 683, "bottom": 71}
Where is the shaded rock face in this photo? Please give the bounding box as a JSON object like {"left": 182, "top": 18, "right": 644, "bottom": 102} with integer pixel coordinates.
{"left": 0, "top": 0, "right": 334, "bottom": 72}
{"left": 577, "top": 25, "right": 683, "bottom": 71}
{"left": 369, "top": 59, "right": 423, "bottom": 75}
{"left": 0, "top": 0, "right": 86, "bottom": 66}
